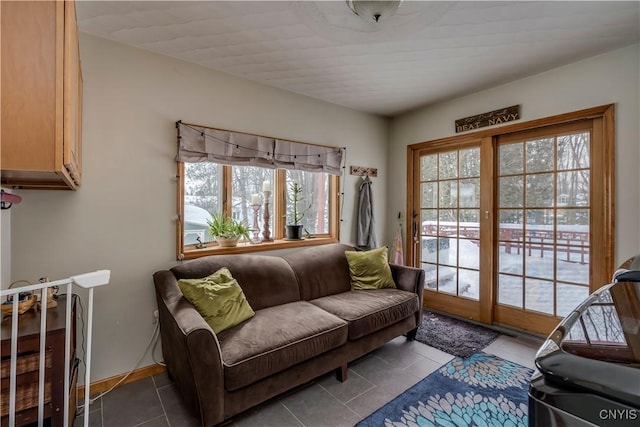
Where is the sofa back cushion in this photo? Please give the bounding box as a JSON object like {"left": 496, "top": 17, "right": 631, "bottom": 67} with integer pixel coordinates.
{"left": 171, "top": 254, "right": 300, "bottom": 311}
{"left": 283, "top": 243, "right": 354, "bottom": 300}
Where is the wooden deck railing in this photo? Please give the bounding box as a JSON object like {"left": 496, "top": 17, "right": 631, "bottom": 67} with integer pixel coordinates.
{"left": 422, "top": 222, "right": 589, "bottom": 263}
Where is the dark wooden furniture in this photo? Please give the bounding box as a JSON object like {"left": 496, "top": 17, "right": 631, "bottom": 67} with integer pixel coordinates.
{"left": 0, "top": 295, "right": 76, "bottom": 427}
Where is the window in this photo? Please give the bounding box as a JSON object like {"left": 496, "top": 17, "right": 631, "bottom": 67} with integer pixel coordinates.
{"left": 176, "top": 122, "right": 342, "bottom": 259}
{"left": 230, "top": 166, "right": 274, "bottom": 223}
{"left": 183, "top": 162, "right": 222, "bottom": 246}
{"left": 285, "top": 170, "right": 330, "bottom": 235}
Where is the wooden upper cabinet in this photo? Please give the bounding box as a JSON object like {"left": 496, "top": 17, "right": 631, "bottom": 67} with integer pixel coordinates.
{"left": 1, "top": 0, "right": 83, "bottom": 190}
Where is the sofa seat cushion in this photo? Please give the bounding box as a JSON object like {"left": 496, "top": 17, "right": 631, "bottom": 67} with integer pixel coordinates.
{"left": 310, "top": 289, "right": 419, "bottom": 340}
{"left": 218, "top": 301, "right": 348, "bottom": 391}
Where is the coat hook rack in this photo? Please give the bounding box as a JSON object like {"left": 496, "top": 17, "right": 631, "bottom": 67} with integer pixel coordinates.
{"left": 350, "top": 165, "right": 378, "bottom": 177}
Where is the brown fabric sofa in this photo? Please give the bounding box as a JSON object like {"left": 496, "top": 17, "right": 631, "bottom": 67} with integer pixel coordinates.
{"left": 153, "top": 243, "right": 425, "bottom": 426}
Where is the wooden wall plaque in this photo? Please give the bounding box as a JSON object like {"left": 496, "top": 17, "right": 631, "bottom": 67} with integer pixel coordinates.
{"left": 455, "top": 105, "right": 520, "bottom": 133}
{"left": 350, "top": 165, "right": 377, "bottom": 177}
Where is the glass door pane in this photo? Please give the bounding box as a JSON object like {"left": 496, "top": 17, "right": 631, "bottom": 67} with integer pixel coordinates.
{"left": 420, "top": 147, "right": 480, "bottom": 301}
{"left": 497, "top": 130, "right": 591, "bottom": 317}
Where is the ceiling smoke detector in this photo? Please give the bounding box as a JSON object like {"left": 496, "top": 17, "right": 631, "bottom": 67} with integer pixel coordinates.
{"left": 346, "top": 0, "right": 404, "bottom": 23}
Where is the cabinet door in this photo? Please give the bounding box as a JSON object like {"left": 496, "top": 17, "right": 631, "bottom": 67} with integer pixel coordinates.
{"left": 63, "top": 0, "right": 82, "bottom": 186}
{"left": 1, "top": 0, "right": 80, "bottom": 190}
{"left": 0, "top": 0, "right": 62, "bottom": 173}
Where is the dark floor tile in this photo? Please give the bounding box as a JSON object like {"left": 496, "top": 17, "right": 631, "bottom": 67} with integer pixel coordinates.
{"left": 73, "top": 408, "right": 102, "bottom": 427}
{"left": 408, "top": 340, "right": 455, "bottom": 364}
{"left": 78, "top": 395, "right": 102, "bottom": 414}
{"left": 317, "top": 369, "right": 374, "bottom": 403}
{"left": 136, "top": 415, "right": 169, "bottom": 427}
{"left": 102, "top": 377, "right": 164, "bottom": 427}
{"left": 152, "top": 371, "right": 172, "bottom": 389}
{"left": 233, "top": 399, "right": 302, "bottom": 427}
{"left": 350, "top": 356, "right": 420, "bottom": 396}
{"left": 346, "top": 387, "right": 397, "bottom": 419}
{"left": 347, "top": 353, "right": 375, "bottom": 369}
{"left": 401, "top": 355, "right": 442, "bottom": 379}
{"left": 281, "top": 383, "right": 361, "bottom": 427}
{"left": 372, "top": 341, "right": 430, "bottom": 370}
{"left": 157, "top": 383, "right": 200, "bottom": 427}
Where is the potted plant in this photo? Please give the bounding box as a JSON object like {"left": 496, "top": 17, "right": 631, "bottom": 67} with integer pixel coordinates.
{"left": 285, "top": 182, "right": 311, "bottom": 240}
{"left": 207, "top": 213, "right": 251, "bottom": 247}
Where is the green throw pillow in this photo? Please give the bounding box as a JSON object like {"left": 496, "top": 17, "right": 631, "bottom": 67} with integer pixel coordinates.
{"left": 178, "top": 267, "right": 255, "bottom": 334}
{"left": 345, "top": 247, "right": 396, "bottom": 290}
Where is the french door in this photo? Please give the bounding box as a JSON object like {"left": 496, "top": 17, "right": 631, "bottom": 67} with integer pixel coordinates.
{"left": 408, "top": 107, "right": 614, "bottom": 335}
{"left": 412, "top": 142, "right": 484, "bottom": 320}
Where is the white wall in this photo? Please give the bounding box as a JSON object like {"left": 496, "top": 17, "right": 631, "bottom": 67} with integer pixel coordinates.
{"left": 388, "top": 44, "right": 640, "bottom": 265}
{"left": 10, "top": 34, "right": 388, "bottom": 382}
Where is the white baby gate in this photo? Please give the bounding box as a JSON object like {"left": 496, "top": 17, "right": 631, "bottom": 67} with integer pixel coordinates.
{"left": 0, "top": 270, "right": 110, "bottom": 427}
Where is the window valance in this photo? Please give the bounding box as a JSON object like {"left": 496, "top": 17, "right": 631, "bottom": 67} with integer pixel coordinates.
{"left": 176, "top": 122, "right": 344, "bottom": 175}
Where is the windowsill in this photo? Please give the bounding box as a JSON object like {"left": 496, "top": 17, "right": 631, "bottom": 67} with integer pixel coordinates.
{"left": 180, "top": 237, "right": 339, "bottom": 260}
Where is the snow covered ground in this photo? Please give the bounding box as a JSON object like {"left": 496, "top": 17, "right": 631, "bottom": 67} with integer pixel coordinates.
{"left": 422, "top": 238, "right": 591, "bottom": 317}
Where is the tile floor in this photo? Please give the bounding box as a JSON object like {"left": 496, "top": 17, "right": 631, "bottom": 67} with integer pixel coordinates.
{"left": 75, "top": 333, "right": 542, "bottom": 427}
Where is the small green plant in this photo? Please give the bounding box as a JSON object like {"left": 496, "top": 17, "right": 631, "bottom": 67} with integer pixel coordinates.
{"left": 207, "top": 213, "right": 251, "bottom": 241}
{"left": 287, "top": 182, "right": 311, "bottom": 225}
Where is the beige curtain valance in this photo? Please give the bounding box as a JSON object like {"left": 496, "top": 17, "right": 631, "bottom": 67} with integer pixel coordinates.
{"left": 177, "top": 122, "right": 344, "bottom": 175}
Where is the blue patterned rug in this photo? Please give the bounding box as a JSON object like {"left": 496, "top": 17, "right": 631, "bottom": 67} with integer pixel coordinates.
{"left": 355, "top": 352, "right": 534, "bottom": 427}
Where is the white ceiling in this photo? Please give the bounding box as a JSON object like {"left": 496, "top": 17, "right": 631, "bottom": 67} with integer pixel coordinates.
{"left": 76, "top": 1, "right": 640, "bottom": 117}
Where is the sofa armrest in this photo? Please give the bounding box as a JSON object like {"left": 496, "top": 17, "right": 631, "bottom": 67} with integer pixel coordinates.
{"left": 390, "top": 264, "right": 425, "bottom": 326}
{"left": 153, "top": 270, "right": 225, "bottom": 426}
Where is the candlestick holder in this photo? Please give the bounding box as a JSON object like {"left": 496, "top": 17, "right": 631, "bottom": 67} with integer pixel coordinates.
{"left": 251, "top": 204, "right": 261, "bottom": 244}
{"left": 262, "top": 190, "right": 273, "bottom": 241}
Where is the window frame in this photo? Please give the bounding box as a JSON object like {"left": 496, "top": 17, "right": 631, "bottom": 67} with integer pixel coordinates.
{"left": 177, "top": 162, "right": 340, "bottom": 260}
